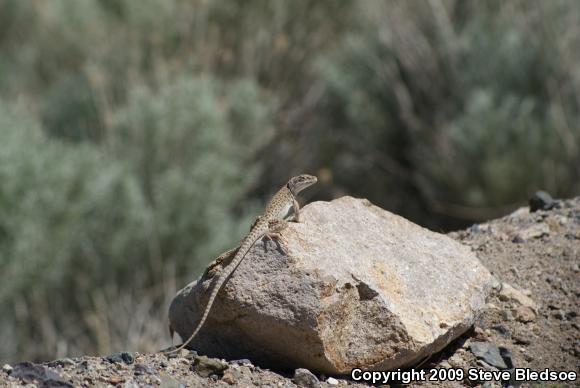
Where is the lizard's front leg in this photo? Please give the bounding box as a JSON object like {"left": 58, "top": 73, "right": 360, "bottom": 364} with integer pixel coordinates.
{"left": 289, "top": 197, "right": 301, "bottom": 222}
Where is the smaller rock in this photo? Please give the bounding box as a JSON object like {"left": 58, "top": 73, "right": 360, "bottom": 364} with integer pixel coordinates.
{"left": 327, "top": 376, "right": 339, "bottom": 385}
{"left": 221, "top": 369, "right": 242, "bottom": 385}
{"left": 74, "top": 360, "right": 89, "bottom": 371}
{"left": 293, "top": 368, "right": 320, "bottom": 388}
{"left": 529, "top": 191, "right": 555, "bottom": 212}
{"left": 513, "top": 306, "right": 536, "bottom": 323}
{"left": 192, "top": 355, "right": 228, "bottom": 378}
{"left": 2, "top": 364, "right": 12, "bottom": 374}
{"left": 108, "top": 375, "right": 125, "bottom": 385}
{"left": 499, "top": 283, "right": 536, "bottom": 309}
{"left": 473, "top": 326, "right": 487, "bottom": 339}
{"left": 448, "top": 353, "right": 466, "bottom": 368}
{"left": 469, "top": 342, "right": 508, "bottom": 369}
{"left": 106, "top": 352, "right": 134, "bottom": 364}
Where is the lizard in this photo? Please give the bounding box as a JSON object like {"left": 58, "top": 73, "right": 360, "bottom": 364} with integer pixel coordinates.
{"left": 167, "top": 174, "right": 318, "bottom": 354}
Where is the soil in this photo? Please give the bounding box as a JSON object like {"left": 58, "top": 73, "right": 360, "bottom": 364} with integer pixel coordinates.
{"left": 1, "top": 197, "right": 578, "bottom": 387}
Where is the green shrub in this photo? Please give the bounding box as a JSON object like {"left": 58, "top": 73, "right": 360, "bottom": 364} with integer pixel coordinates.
{"left": 0, "top": 74, "right": 271, "bottom": 361}
{"left": 315, "top": 1, "right": 580, "bottom": 226}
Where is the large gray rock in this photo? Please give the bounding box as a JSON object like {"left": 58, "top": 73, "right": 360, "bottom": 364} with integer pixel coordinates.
{"left": 169, "top": 197, "right": 494, "bottom": 374}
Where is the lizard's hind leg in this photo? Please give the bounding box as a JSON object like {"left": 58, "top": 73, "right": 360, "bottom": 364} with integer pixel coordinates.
{"left": 263, "top": 219, "right": 289, "bottom": 254}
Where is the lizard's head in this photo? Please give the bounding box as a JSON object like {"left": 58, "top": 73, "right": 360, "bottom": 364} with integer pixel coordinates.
{"left": 287, "top": 174, "right": 317, "bottom": 195}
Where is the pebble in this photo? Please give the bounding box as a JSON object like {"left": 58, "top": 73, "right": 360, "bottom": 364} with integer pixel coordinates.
{"left": 326, "top": 376, "right": 339, "bottom": 385}
{"left": 474, "top": 327, "right": 486, "bottom": 337}
{"left": 513, "top": 306, "right": 536, "bottom": 323}
{"left": 499, "top": 283, "right": 536, "bottom": 309}
{"left": 105, "top": 352, "right": 134, "bottom": 364}
{"left": 293, "top": 368, "right": 320, "bottom": 388}
{"left": 2, "top": 364, "right": 12, "bottom": 373}
{"left": 448, "top": 353, "right": 466, "bottom": 368}
{"left": 529, "top": 191, "right": 555, "bottom": 212}
{"left": 74, "top": 360, "right": 89, "bottom": 371}
{"left": 221, "top": 369, "right": 242, "bottom": 385}
{"left": 469, "top": 342, "right": 508, "bottom": 369}
{"left": 133, "top": 363, "right": 156, "bottom": 375}
{"left": 191, "top": 355, "right": 228, "bottom": 378}
{"left": 491, "top": 324, "right": 510, "bottom": 337}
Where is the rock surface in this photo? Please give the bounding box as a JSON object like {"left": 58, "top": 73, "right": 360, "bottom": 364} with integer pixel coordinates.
{"left": 169, "top": 196, "right": 494, "bottom": 373}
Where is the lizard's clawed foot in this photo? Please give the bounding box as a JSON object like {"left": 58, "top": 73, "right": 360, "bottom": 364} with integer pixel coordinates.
{"left": 288, "top": 213, "right": 301, "bottom": 223}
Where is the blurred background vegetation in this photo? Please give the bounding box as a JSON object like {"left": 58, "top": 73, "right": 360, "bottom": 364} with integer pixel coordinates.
{"left": 0, "top": 0, "right": 578, "bottom": 363}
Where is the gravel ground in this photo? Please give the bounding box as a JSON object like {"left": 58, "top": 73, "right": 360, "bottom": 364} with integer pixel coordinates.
{"left": 1, "top": 196, "right": 578, "bottom": 387}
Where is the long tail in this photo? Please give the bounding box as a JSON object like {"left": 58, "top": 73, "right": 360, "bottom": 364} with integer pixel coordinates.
{"left": 166, "top": 231, "right": 265, "bottom": 354}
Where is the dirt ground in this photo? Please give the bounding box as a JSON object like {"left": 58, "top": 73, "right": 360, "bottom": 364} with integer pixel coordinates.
{"left": 1, "top": 197, "right": 578, "bottom": 387}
